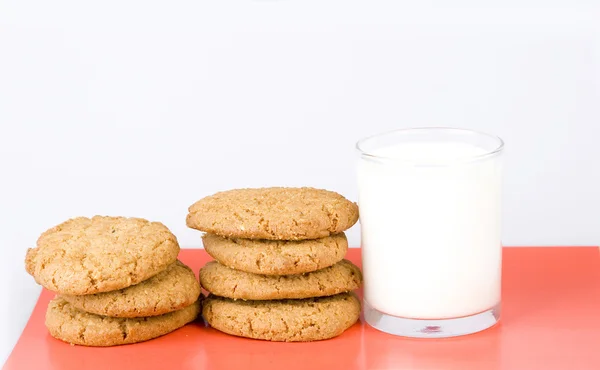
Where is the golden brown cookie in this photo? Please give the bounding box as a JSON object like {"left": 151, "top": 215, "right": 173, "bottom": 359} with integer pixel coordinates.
{"left": 203, "top": 293, "right": 360, "bottom": 342}
{"left": 61, "top": 261, "right": 200, "bottom": 317}
{"left": 45, "top": 297, "right": 200, "bottom": 346}
{"left": 186, "top": 187, "right": 359, "bottom": 240}
{"left": 199, "top": 260, "right": 362, "bottom": 300}
{"left": 202, "top": 233, "right": 348, "bottom": 275}
{"left": 25, "top": 216, "right": 180, "bottom": 295}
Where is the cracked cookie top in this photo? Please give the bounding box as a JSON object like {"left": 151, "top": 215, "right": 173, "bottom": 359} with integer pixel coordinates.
{"left": 61, "top": 261, "right": 200, "bottom": 317}
{"left": 186, "top": 187, "right": 359, "bottom": 240}
{"left": 25, "top": 216, "right": 180, "bottom": 295}
{"left": 199, "top": 259, "right": 362, "bottom": 300}
{"left": 202, "top": 233, "right": 348, "bottom": 275}
{"left": 45, "top": 297, "right": 200, "bottom": 346}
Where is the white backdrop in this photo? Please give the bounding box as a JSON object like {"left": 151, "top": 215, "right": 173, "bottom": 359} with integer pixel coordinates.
{"left": 1, "top": 0, "right": 599, "bottom": 364}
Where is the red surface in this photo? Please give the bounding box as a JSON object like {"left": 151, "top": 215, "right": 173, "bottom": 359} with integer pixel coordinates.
{"left": 4, "top": 247, "right": 600, "bottom": 370}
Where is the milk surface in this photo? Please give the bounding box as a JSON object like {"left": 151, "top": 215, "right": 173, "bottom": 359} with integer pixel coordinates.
{"left": 358, "top": 141, "right": 502, "bottom": 319}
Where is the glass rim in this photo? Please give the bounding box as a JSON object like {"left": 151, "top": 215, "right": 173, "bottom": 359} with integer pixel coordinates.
{"left": 356, "top": 127, "right": 504, "bottom": 163}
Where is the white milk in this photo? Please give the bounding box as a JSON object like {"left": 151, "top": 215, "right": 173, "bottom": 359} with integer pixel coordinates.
{"left": 358, "top": 142, "right": 502, "bottom": 319}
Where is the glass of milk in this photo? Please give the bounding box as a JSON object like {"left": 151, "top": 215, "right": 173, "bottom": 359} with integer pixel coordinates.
{"left": 357, "top": 127, "right": 504, "bottom": 338}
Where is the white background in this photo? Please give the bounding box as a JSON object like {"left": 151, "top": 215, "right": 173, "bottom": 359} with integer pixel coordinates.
{"left": 1, "top": 0, "right": 599, "bottom": 364}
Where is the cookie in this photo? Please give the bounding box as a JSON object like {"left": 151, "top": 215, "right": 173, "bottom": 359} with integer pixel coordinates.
{"left": 45, "top": 297, "right": 200, "bottom": 346}
{"left": 203, "top": 293, "right": 360, "bottom": 342}
{"left": 200, "top": 259, "right": 362, "bottom": 300}
{"left": 25, "top": 216, "right": 180, "bottom": 295}
{"left": 186, "top": 187, "right": 359, "bottom": 240}
{"left": 61, "top": 261, "right": 200, "bottom": 317}
{"left": 202, "top": 233, "right": 348, "bottom": 275}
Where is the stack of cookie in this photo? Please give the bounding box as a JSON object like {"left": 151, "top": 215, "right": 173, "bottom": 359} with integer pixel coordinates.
{"left": 25, "top": 216, "right": 201, "bottom": 346}
{"left": 186, "top": 187, "right": 362, "bottom": 342}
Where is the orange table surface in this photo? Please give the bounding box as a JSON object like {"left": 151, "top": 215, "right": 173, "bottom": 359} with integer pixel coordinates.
{"left": 4, "top": 247, "right": 600, "bottom": 370}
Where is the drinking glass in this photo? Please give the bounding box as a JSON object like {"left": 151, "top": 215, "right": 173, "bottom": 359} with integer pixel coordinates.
{"left": 356, "top": 127, "right": 504, "bottom": 338}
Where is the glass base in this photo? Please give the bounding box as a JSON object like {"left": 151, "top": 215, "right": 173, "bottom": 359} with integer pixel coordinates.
{"left": 364, "top": 301, "right": 501, "bottom": 338}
